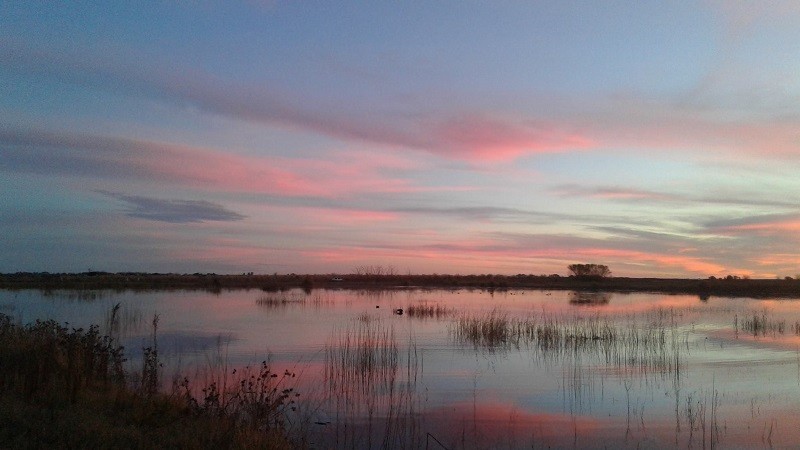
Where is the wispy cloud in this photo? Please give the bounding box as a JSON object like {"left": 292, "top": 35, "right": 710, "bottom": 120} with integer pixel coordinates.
{"left": 0, "top": 127, "right": 421, "bottom": 197}
{"left": 98, "top": 191, "right": 245, "bottom": 223}
{"left": 5, "top": 38, "right": 799, "bottom": 165}
{"left": 706, "top": 213, "right": 800, "bottom": 235}
{"left": 429, "top": 114, "right": 593, "bottom": 161}
{"left": 553, "top": 183, "right": 800, "bottom": 209}
{"left": 0, "top": 40, "right": 595, "bottom": 163}
{"left": 394, "top": 206, "right": 560, "bottom": 223}
{"left": 552, "top": 184, "right": 680, "bottom": 202}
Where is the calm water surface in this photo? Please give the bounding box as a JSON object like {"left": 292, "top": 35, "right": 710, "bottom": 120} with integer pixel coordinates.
{"left": 2, "top": 288, "right": 800, "bottom": 449}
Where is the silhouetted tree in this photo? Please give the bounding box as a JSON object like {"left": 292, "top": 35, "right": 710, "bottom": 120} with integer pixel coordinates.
{"left": 567, "top": 264, "right": 611, "bottom": 278}
{"left": 353, "top": 265, "right": 396, "bottom": 276}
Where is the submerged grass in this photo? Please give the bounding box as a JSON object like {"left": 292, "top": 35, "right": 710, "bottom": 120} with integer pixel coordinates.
{"left": 0, "top": 313, "right": 297, "bottom": 449}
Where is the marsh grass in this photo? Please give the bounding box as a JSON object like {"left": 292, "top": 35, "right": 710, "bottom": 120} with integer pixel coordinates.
{"left": 255, "top": 291, "right": 336, "bottom": 310}
{"left": 734, "top": 311, "right": 800, "bottom": 337}
{"left": 103, "top": 302, "right": 143, "bottom": 338}
{"left": 683, "top": 388, "right": 721, "bottom": 449}
{"left": 174, "top": 361, "right": 301, "bottom": 435}
{"left": 322, "top": 319, "right": 423, "bottom": 449}
{"left": 452, "top": 310, "right": 684, "bottom": 375}
{"left": 405, "top": 302, "right": 454, "bottom": 320}
{"left": 0, "top": 313, "right": 125, "bottom": 403}
{"left": 307, "top": 292, "right": 336, "bottom": 308}
{"left": 324, "top": 319, "right": 398, "bottom": 393}
{"left": 453, "top": 309, "right": 513, "bottom": 347}
{"left": 256, "top": 292, "right": 306, "bottom": 309}
{"left": 0, "top": 312, "right": 297, "bottom": 449}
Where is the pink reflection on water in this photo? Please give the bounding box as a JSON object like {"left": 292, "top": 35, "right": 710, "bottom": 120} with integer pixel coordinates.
{"left": 422, "top": 401, "right": 603, "bottom": 448}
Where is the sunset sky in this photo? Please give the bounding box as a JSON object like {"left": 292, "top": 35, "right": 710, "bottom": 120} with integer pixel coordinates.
{"left": 2, "top": 1, "right": 800, "bottom": 277}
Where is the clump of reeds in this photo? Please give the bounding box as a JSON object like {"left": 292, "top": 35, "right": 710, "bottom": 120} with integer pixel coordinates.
{"left": 736, "top": 312, "right": 787, "bottom": 336}
{"left": 451, "top": 310, "right": 684, "bottom": 375}
{"left": 320, "top": 319, "right": 423, "bottom": 449}
{"left": 406, "top": 302, "right": 454, "bottom": 320}
{"left": 453, "top": 310, "right": 513, "bottom": 348}
{"left": 324, "top": 320, "right": 398, "bottom": 393}
{"left": 453, "top": 311, "right": 621, "bottom": 351}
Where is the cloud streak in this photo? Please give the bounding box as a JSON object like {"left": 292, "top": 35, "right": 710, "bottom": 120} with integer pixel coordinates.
{"left": 706, "top": 213, "right": 800, "bottom": 235}
{"left": 99, "top": 191, "right": 245, "bottom": 223}
{"left": 553, "top": 185, "right": 680, "bottom": 202}
{"left": 0, "top": 127, "right": 421, "bottom": 198}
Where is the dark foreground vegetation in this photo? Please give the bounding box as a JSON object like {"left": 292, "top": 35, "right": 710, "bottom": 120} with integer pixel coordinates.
{"left": 2, "top": 271, "right": 800, "bottom": 298}
{"left": 0, "top": 313, "right": 295, "bottom": 449}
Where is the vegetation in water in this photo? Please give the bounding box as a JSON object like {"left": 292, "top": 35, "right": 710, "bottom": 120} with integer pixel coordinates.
{"left": 452, "top": 309, "right": 685, "bottom": 375}
{"left": 405, "top": 301, "right": 454, "bottom": 320}
{"left": 734, "top": 311, "right": 800, "bottom": 337}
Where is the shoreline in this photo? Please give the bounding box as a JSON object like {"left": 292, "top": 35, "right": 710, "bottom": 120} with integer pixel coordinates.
{"left": 2, "top": 272, "right": 800, "bottom": 299}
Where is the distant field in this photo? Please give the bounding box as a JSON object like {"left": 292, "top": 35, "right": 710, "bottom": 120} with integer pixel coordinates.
{"left": 2, "top": 272, "right": 799, "bottom": 298}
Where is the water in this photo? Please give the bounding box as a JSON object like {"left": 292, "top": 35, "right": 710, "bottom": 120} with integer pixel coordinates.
{"left": 2, "top": 288, "right": 800, "bottom": 449}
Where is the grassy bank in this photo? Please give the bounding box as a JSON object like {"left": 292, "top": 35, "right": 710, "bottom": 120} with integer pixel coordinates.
{"left": 0, "top": 314, "right": 295, "bottom": 449}
{"left": 2, "top": 272, "right": 800, "bottom": 298}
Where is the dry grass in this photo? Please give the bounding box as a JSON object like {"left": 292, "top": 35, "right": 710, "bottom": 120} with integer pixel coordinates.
{"left": 0, "top": 312, "right": 298, "bottom": 449}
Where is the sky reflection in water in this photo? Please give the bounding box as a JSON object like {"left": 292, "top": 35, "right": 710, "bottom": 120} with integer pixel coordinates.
{"left": 2, "top": 288, "right": 800, "bottom": 448}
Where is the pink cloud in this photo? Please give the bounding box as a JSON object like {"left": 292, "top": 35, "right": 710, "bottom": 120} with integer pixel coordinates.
{"left": 8, "top": 39, "right": 800, "bottom": 166}
{"left": 553, "top": 185, "right": 679, "bottom": 201}
{"left": 577, "top": 248, "right": 733, "bottom": 277}
{"left": 754, "top": 254, "right": 800, "bottom": 266}
{"left": 168, "top": 237, "right": 272, "bottom": 264}
{"left": 584, "top": 96, "right": 800, "bottom": 159}
{"left": 716, "top": 220, "right": 800, "bottom": 234}
{"left": 298, "top": 208, "right": 400, "bottom": 223}
{"left": 431, "top": 115, "right": 594, "bottom": 162}
{"left": 2, "top": 41, "right": 600, "bottom": 163}
{"left": 291, "top": 235, "right": 741, "bottom": 277}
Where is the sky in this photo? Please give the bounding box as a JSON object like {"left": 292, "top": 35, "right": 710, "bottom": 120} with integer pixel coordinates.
{"left": 1, "top": 1, "right": 800, "bottom": 278}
